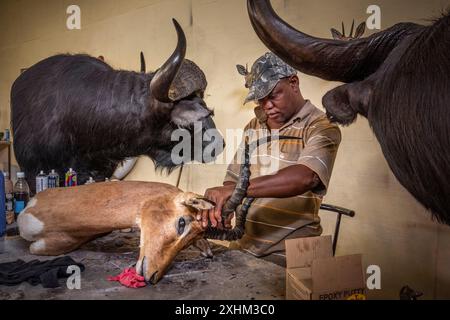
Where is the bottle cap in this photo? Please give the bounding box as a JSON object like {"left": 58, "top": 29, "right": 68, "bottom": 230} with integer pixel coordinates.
{"left": 40, "top": 170, "right": 45, "bottom": 175}
{"left": 85, "top": 177, "right": 95, "bottom": 185}
{"left": 3, "top": 171, "right": 8, "bottom": 178}
{"left": 51, "top": 169, "right": 56, "bottom": 174}
{"left": 17, "top": 172, "right": 25, "bottom": 178}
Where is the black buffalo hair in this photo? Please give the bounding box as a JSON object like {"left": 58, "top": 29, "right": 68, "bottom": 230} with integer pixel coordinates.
{"left": 247, "top": 1, "right": 450, "bottom": 226}
{"left": 368, "top": 13, "right": 450, "bottom": 224}
{"left": 11, "top": 54, "right": 211, "bottom": 191}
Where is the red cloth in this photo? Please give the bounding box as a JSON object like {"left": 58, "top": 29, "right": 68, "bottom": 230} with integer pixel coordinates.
{"left": 107, "top": 268, "right": 147, "bottom": 288}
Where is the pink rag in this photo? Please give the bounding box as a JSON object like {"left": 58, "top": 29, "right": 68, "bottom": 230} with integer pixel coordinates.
{"left": 107, "top": 267, "right": 147, "bottom": 288}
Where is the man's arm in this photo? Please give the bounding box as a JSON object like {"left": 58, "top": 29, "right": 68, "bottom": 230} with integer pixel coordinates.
{"left": 200, "top": 164, "right": 320, "bottom": 228}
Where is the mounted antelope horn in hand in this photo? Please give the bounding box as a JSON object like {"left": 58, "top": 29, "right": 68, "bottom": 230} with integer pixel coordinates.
{"left": 204, "top": 135, "right": 303, "bottom": 241}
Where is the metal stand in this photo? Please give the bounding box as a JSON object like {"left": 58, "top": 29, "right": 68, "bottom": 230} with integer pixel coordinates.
{"left": 319, "top": 203, "right": 355, "bottom": 256}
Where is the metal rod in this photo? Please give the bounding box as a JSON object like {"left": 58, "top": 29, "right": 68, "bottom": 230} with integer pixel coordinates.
{"left": 332, "top": 213, "right": 342, "bottom": 256}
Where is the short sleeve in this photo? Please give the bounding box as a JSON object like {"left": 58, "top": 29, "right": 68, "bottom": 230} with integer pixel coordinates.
{"left": 223, "top": 119, "right": 257, "bottom": 185}
{"left": 297, "top": 119, "right": 341, "bottom": 196}
{"left": 223, "top": 152, "right": 241, "bottom": 184}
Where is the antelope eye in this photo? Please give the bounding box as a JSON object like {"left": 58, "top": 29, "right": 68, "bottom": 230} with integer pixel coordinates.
{"left": 177, "top": 217, "right": 186, "bottom": 235}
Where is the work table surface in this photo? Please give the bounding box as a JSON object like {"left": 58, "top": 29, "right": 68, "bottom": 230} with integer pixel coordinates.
{"left": 0, "top": 228, "right": 285, "bottom": 300}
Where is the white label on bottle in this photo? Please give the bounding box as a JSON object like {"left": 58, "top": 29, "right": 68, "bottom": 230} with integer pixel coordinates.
{"left": 36, "top": 177, "right": 49, "bottom": 193}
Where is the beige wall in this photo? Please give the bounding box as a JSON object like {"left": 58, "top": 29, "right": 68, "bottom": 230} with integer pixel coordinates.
{"left": 1, "top": 0, "right": 449, "bottom": 299}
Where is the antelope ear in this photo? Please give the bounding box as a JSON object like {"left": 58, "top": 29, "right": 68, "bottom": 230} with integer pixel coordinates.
{"left": 193, "top": 238, "right": 213, "bottom": 258}
{"left": 330, "top": 28, "right": 343, "bottom": 40}
{"left": 183, "top": 197, "right": 215, "bottom": 211}
{"left": 236, "top": 64, "right": 248, "bottom": 76}
{"left": 354, "top": 22, "right": 366, "bottom": 39}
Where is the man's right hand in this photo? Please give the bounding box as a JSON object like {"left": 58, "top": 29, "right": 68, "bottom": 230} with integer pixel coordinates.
{"left": 199, "top": 183, "right": 236, "bottom": 229}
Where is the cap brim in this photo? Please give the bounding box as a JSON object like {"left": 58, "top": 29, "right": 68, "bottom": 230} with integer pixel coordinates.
{"left": 243, "top": 79, "right": 280, "bottom": 105}
{"left": 244, "top": 91, "right": 256, "bottom": 105}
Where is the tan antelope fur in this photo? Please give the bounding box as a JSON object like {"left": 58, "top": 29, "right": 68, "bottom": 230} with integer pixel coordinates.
{"left": 17, "top": 181, "right": 214, "bottom": 284}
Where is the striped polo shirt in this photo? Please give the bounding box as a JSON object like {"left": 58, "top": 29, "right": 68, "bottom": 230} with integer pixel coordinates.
{"left": 224, "top": 100, "right": 341, "bottom": 257}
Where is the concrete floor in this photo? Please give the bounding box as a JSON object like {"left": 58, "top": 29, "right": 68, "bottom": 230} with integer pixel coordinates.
{"left": 0, "top": 227, "right": 285, "bottom": 300}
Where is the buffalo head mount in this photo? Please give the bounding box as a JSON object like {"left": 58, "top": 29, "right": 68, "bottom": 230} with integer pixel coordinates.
{"left": 11, "top": 19, "right": 225, "bottom": 191}
{"left": 247, "top": 0, "right": 450, "bottom": 225}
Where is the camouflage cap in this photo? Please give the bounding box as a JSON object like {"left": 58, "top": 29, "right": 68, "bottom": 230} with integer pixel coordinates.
{"left": 238, "top": 52, "right": 297, "bottom": 104}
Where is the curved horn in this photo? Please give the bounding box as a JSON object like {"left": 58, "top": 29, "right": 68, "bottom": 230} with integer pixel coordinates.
{"left": 140, "top": 52, "right": 146, "bottom": 73}
{"left": 247, "top": 0, "right": 422, "bottom": 82}
{"left": 221, "top": 140, "right": 252, "bottom": 220}
{"left": 205, "top": 135, "right": 303, "bottom": 241}
{"left": 204, "top": 139, "right": 252, "bottom": 241}
{"left": 150, "top": 19, "right": 186, "bottom": 102}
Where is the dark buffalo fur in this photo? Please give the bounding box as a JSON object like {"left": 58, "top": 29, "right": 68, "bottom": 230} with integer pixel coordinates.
{"left": 368, "top": 13, "right": 450, "bottom": 225}
{"left": 325, "top": 13, "right": 450, "bottom": 224}
{"left": 11, "top": 54, "right": 218, "bottom": 192}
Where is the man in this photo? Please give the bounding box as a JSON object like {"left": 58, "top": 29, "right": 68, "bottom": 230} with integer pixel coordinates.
{"left": 201, "top": 52, "right": 341, "bottom": 265}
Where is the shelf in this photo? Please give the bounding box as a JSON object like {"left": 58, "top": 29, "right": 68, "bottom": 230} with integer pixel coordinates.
{"left": 0, "top": 141, "right": 11, "bottom": 146}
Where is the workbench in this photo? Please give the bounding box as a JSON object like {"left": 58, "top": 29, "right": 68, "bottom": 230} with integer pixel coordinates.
{"left": 0, "top": 228, "right": 285, "bottom": 300}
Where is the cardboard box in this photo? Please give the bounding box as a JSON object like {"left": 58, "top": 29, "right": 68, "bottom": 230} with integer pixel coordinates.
{"left": 286, "top": 236, "right": 366, "bottom": 300}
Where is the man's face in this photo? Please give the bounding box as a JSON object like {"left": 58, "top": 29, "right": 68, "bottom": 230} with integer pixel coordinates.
{"left": 257, "top": 76, "right": 300, "bottom": 127}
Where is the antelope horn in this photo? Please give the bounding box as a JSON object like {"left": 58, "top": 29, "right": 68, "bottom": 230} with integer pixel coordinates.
{"left": 221, "top": 140, "right": 252, "bottom": 220}
{"left": 247, "top": 0, "right": 422, "bottom": 82}
{"left": 140, "top": 51, "right": 146, "bottom": 73}
{"left": 205, "top": 135, "right": 303, "bottom": 241}
{"left": 150, "top": 19, "right": 186, "bottom": 102}
{"left": 349, "top": 19, "right": 355, "bottom": 38}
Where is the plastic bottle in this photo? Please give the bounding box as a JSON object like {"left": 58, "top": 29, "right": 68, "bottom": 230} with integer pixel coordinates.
{"left": 4, "top": 172, "right": 14, "bottom": 224}
{"left": 36, "top": 170, "right": 49, "bottom": 194}
{"left": 65, "top": 168, "right": 77, "bottom": 187}
{"left": 0, "top": 172, "right": 5, "bottom": 239}
{"left": 14, "top": 172, "right": 30, "bottom": 217}
{"left": 48, "top": 169, "right": 60, "bottom": 188}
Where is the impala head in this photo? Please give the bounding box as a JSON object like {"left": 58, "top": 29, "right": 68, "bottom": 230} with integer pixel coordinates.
{"left": 136, "top": 192, "right": 214, "bottom": 284}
